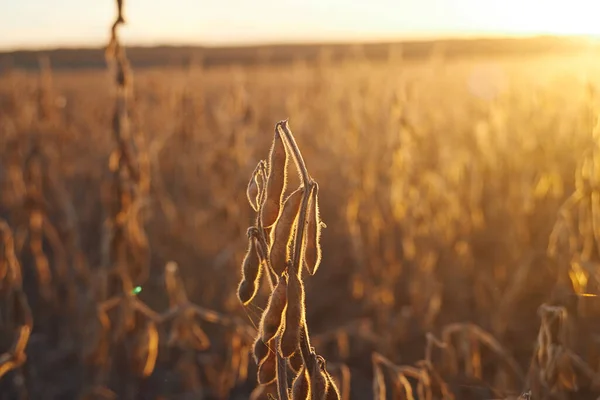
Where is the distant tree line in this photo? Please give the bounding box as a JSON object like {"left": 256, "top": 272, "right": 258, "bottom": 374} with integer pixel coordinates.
{"left": 0, "top": 36, "right": 593, "bottom": 71}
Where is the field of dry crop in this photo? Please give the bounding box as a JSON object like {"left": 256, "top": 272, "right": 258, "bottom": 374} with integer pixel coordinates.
{"left": 2, "top": 10, "right": 600, "bottom": 400}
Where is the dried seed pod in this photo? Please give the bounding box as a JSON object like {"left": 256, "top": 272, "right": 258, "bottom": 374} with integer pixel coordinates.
{"left": 257, "top": 349, "right": 277, "bottom": 385}
{"left": 270, "top": 187, "right": 304, "bottom": 276}
{"left": 247, "top": 162, "right": 264, "bottom": 211}
{"left": 288, "top": 350, "right": 304, "bottom": 373}
{"left": 304, "top": 182, "right": 323, "bottom": 275}
{"left": 253, "top": 335, "right": 270, "bottom": 365}
{"left": 261, "top": 129, "right": 289, "bottom": 227}
{"left": 247, "top": 173, "right": 259, "bottom": 212}
{"left": 280, "top": 271, "right": 305, "bottom": 357}
{"left": 237, "top": 280, "right": 255, "bottom": 306}
{"left": 331, "top": 364, "right": 351, "bottom": 400}
{"left": 292, "top": 367, "right": 310, "bottom": 400}
{"left": 237, "top": 235, "right": 263, "bottom": 305}
{"left": 259, "top": 275, "right": 288, "bottom": 342}
{"left": 310, "top": 362, "right": 329, "bottom": 400}
{"left": 324, "top": 371, "right": 341, "bottom": 400}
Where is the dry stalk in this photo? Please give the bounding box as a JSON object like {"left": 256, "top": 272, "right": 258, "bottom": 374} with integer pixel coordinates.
{"left": 79, "top": 2, "right": 154, "bottom": 392}
{"left": 238, "top": 120, "right": 339, "bottom": 399}
{"left": 22, "top": 144, "right": 55, "bottom": 302}
{"left": 161, "top": 261, "right": 255, "bottom": 338}
{"left": 526, "top": 303, "right": 600, "bottom": 397}
{"left": 548, "top": 133, "right": 600, "bottom": 303}
{"left": 372, "top": 322, "right": 523, "bottom": 400}
{"left": 103, "top": 0, "right": 150, "bottom": 286}
{"left": 0, "top": 220, "right": 33, "bottom": 381}
{"left": 441, "top": 323, "right": 525, "bottom": 386}
{"left": 159, "top": 260, "right": 256, "bottom": 394}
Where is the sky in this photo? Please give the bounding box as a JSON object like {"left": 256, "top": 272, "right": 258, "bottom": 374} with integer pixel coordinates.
{"left": 2, "top": 0, "right": 600, "bottom": 50}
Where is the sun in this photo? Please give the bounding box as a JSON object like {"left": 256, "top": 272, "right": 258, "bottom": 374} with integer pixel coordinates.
{"left": 488, "top": 0, "right": 600, "bottom": 38}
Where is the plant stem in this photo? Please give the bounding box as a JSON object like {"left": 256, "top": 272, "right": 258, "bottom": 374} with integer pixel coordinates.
{"left": 277, "top": 121, "right": 310, "bottom": 187}
{"left": 275, "top": 336, "right": 289, "bottom": 400}
{"left": 277, "top": 120, "right": 316, "bottom": 373}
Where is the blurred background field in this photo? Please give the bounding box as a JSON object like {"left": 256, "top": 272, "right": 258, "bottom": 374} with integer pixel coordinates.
{"left": 3, "top": 6, "right": 600, "bottom": 400}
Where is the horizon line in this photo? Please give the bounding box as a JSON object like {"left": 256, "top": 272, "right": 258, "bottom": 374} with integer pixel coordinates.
{"left": 1, "top": 32, "right": 595, "bottom": 53}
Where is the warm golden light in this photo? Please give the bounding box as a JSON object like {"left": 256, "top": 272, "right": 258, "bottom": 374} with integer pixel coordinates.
{"left": 475, "top": 0, "right": 600, "bottom": 38}
{"left": 3, "top": 0, "right": 600, "bottom": 49}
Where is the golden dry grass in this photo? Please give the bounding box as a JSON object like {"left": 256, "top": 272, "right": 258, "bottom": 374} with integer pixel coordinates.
{"left": 1, "top": 37, "right": 600, "bottom": 399}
